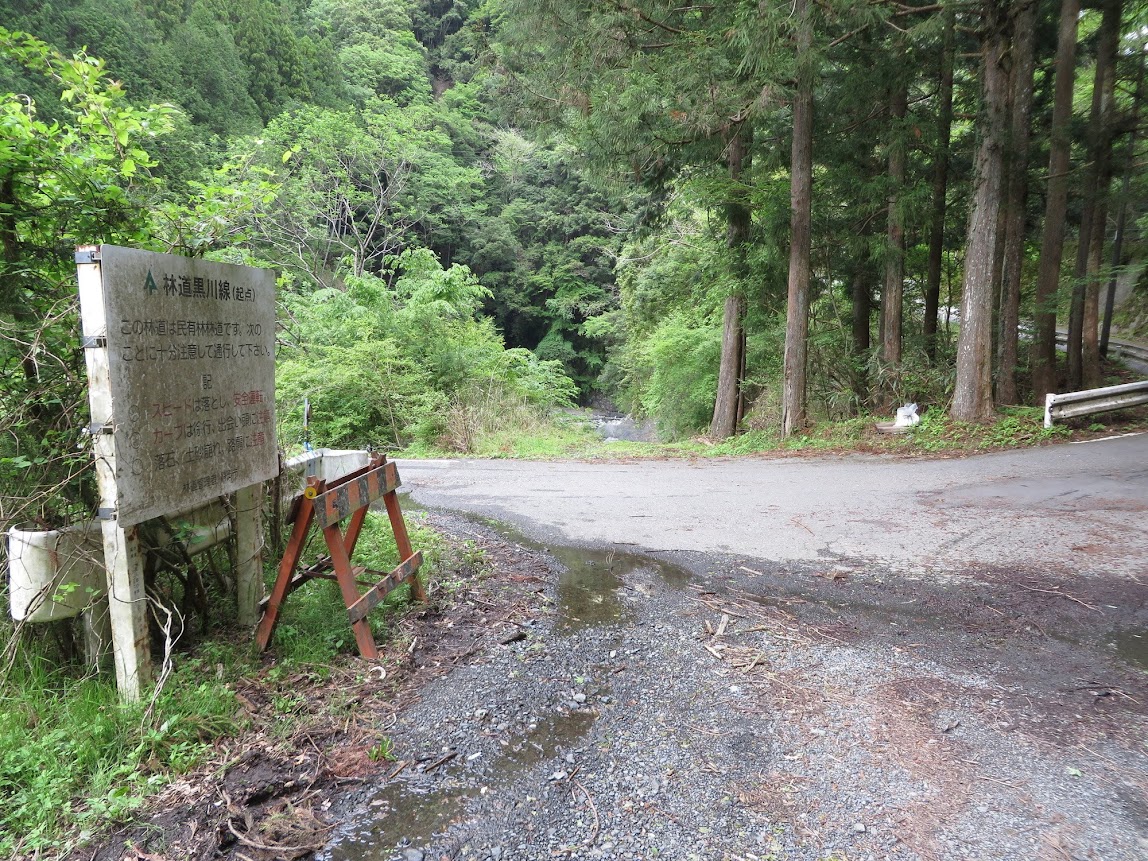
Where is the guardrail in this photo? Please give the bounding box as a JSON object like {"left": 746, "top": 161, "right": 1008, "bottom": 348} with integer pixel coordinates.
{"left": 1054, "top": 332, "right": 1148, "bottom": 368}
{"left": 1106, "top": 340, "right": 1148, "bottom": 367}
{"left": 1045, "top": 380, "right": 1148, "bottom": 428}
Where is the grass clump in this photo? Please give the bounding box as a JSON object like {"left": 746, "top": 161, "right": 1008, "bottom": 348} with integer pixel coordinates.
{"left": 0, "top": 654, "right": 240, "bottom": 857}
{"left": 269, "top": 511, "right": 441, "bottom": 666}
{"left": 889, "top": 406, "right": 1072, "bottom": 453}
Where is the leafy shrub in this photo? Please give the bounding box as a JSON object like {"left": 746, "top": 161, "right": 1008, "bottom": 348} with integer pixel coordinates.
{"left": 631, "top": 311, "right": 721, "bottom": 439}
{"left": 277, "top": 250, "right": 576, "bottom": 452}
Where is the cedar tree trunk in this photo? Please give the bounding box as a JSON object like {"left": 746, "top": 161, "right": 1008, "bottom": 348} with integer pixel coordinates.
{"left": 709, "top": 126, "right": 751, "bottom": 438}
{"left": 1081, "top": 0, "right": 1122, "bottom": 389}
{"left": 1031, "top": 0, "right": 1080, "bottom": 401}
{"left": 782, "top": 0, "right": 814, "bottom": 437}
{"left": 952, "top": 4, "right": 1009, "bottom": 423}
{"left": 881, "top": 80, "right": 908, "bottom": 371}
{"left": 996, "top": 0, "right": 1037, "bottom": 405}
{"left": 924, "top": 11, "right": 955, "bottom": 363}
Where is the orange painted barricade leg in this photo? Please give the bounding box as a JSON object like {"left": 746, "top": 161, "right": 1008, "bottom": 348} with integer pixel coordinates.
{"left": 254, "top": 454, "right": 424, "bottom": 659}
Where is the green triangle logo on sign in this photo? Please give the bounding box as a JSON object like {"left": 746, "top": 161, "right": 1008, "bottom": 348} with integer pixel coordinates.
{"left": 144, "top": 270, "right": 157, "bottom": 294}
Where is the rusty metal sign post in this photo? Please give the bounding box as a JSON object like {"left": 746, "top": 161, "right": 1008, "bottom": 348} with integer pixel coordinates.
{"left": 255, "top": 454, "right": 424, "bottom": 658}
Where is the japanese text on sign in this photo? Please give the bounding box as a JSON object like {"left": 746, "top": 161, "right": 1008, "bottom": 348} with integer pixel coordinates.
{"left": 93, "top": 245, "right": 277, "bottom": 526}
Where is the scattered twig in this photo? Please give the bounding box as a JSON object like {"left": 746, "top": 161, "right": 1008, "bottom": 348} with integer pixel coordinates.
{"left": 1043, "top": 833, "right": 1076, "bottom": 861}
{"left": 643, "top": 801, "right": 682, "bottom": 824}
{"left": 975, "top": 774, "right": 1021, "bottom": 789}
{"left": 424, "top": 750, "right": 457, "bottom": 773}
{"left": 685, "top": 723, "right": 724, "bottom": 736}
{"left": 571, "top": 779, "right": 600, "bottom": 845}
{"left": 790, "top": 516, "right": 814, "bottom": 535}
{"left": 1066, "top": 680, "right": 1140, "bottom": 704}
{"left": 1015, "top": 583, "right": 1102, "bottom": 613}
{"left": 226, "top": 818, "right": 330, "bottom": 854}
{"left": 715, "top": 613, "right": 730, "bottom": 638}
{"left": 125, "top": 847, "right": 167, "bottom": 861}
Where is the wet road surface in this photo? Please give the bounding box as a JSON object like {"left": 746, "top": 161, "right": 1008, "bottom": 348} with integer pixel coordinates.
{"left": 397, "top": 433, "right": 1148, "bottom": 581}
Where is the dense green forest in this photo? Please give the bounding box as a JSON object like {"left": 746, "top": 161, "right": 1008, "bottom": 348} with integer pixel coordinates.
{"left": 1, "top": 0, "right": 1147, "bottom": 526}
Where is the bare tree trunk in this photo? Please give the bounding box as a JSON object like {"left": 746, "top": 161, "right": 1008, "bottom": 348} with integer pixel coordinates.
{"left": 925, "top": 11, "right": 955, "bottom": 364}
{"left": 710, "top": 126, "right": 752, "bottom": 439}
{"left": 852, "top": 256, "right": 872, "bottom": 355}
{"left": 882, "top": 80, "right": 908, "bottom": 373}
{"left": 1081, "top": 0, "right": 1122, "bottom": 389}
{"left": 782, "top": 0, "right": 814, "bottom": 437}
{"left": 1031, "top": 0, "right": 1080, "bottom": 401}
{"left": 996, "top": 0, "right": 1037, "bottom": 405}
{"left": 711, "top": 294, "right": 745, "bottom": 437}
{"left": 1068, "top": 0, "right": 1120, "bottom": 389}
{"left": 1102, "top": 49, "right": 1145, "bottom": 356}
{"left": 990, "top": 199, "right": 1007, "bottom": 370}
{"left": 952, "top": 3, "right": 1009, "bottom": 424}
{"left": 1082, "top": 213, "right": 1107, "bottom": 387}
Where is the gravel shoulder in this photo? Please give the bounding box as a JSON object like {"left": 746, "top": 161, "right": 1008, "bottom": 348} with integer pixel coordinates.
{"left": 315, "top": 507, "right": 1148, "bottom": 861}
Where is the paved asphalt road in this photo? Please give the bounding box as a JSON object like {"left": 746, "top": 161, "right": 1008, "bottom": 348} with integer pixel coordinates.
{"left": 397, "top": 432, "right": 1148, "bottom": 579}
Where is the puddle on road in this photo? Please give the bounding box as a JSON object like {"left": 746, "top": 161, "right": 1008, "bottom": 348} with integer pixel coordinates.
{"left": 1113, "top": 628, "right": 1148, "bottom": 670}
{"left": 328, "top": 710, "right": 598, "bottom": 860}
{"left": 399, "top": 494, "right": 691, "bottom": 631}
{"left": 517, "top": 535, "right": 691, "bottom": 632}
{"left": 488, "top": 709, "right": 597, "bottom": 773}
{"left": 328, "top": 783, "right": 470, "bottom": 861}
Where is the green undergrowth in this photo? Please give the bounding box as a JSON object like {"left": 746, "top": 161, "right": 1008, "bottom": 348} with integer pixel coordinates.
{"left": 400, "top": 405, "right": 1092, "bottom": 461}
{"left": 402, "top": 408, "right": 605, "bottom": 459}
{"left": 0, "top": 511, "right": 444, "bottom": 856}
{"left": 0, "top": 654, "right": 240, "bottom": 857}
{"left": 722, "top": 406, "right": 1075, "bottom": 455}
{"left": 270, "top": 511, "right": 442, "bottom": 665}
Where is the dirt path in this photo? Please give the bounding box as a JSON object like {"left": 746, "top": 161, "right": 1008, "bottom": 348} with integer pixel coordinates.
{"left": 301, "top": 508, "right": 1148, "bottom": 861}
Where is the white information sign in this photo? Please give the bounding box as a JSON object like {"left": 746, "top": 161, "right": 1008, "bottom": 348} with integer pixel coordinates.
{"left": 92, "top": 245, "right": 277, "bottom": 527}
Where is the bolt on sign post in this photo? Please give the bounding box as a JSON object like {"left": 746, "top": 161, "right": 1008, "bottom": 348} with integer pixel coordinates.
{"left": 76, "top": 245, "right": 277, "bottom": 701}
{"left": 255, "top": 454, "right": 425, "bottom": 660}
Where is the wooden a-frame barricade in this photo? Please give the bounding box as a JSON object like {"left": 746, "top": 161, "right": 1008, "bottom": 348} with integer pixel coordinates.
{"left": 255, "top": 454, "right": 424, "bottom": 659}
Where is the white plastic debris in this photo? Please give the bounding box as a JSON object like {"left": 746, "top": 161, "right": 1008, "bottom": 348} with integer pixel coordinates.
{"left": 894, "top": 402, "right": 920, "bottom": 427}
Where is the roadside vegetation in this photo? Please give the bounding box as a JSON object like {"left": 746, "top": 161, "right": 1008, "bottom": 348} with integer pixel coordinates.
{"left": 0, "top": 513, "right": 446, "bottom": 857}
